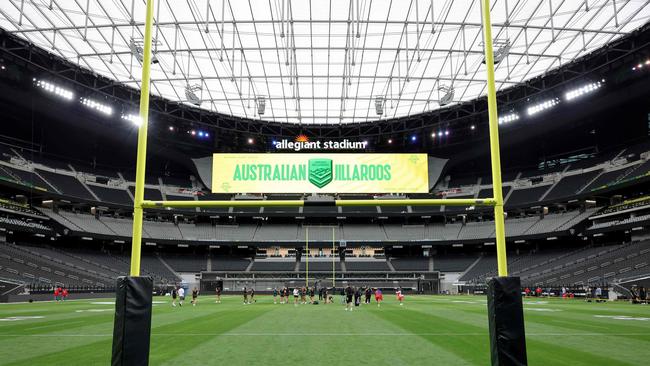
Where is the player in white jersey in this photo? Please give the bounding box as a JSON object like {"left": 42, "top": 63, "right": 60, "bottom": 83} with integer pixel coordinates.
{"left": 178, "top": 287, "right": 185, "bottom": 307}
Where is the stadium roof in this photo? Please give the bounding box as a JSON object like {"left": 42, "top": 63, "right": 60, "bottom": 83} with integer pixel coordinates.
{"left": 1, "top": 0, "right": 649, "bottom": 125}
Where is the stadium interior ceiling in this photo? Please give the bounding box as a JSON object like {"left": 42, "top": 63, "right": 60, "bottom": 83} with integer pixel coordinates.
{"left": 1, "top": 0, "right": 649, "bottom": 125}
{"left": 0, "top": 23, "right": 649, "bottom": 183}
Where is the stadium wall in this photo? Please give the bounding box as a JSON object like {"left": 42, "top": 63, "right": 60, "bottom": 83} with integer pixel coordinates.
{"left": 4, "top": 291, "right": 115, "bottom": 303}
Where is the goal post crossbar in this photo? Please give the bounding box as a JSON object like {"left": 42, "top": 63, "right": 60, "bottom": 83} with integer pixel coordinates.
{"left": 140, "top": 198, "right": 497, "bottom": 209}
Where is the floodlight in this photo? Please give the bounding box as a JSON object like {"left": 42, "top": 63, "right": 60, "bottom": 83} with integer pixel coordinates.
{"left": 81, "top": 97, "right": 113, "bottom": 115}
{"left": 526, "top": 98, "right": 559, "bottom": 116}
{"left": 498, "top": 112, "right": 519, "bottom": 124}
{"left": 565, "top": 81, "right": 603, "bottom": 101}
{"left": 34, "top": 79, "right": 74, "bottom": 100}
{"left": 121, "top": 114, "right": 142, "bottom": 126}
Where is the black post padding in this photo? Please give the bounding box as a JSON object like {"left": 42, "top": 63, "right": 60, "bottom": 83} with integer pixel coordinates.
{"left": 111, "top": 276, "right": 153, "bottom": 366}
{"left": 487, "top": 276, "right": 528, "bottom": 366}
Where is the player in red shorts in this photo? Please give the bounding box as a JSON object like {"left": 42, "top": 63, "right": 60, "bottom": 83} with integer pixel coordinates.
{"left": 374, "top": 288, "right": 383, "bottom": 307}
{"left": 54, "top": 286, "right": 60, "bottom": 302}
{"left": 62, "top": 288, "right": 69, "bottom": 301}
{"left": 396, "top": 288, "right": 404, "bottom": 306}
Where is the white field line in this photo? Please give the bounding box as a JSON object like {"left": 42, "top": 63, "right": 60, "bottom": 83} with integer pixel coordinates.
{"left": 0, "top": 332, "right": 649, "bottom": 337}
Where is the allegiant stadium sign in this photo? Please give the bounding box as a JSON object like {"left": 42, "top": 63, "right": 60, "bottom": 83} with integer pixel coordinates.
{"left": 273, "top": 139, "right": 368, "bottom": 151}
{"left": 212, "top": 153, "right": 429, "bottom": 193}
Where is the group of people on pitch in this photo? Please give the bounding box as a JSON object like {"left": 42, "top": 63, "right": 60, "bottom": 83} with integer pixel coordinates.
{"left": 343, "top": 286, "right": 401, "bottom": 310}
{"left": 52, "top": 286, "right": 69, "bottom": 301}
{"left": 171, "top": 286, "right": 199, "bottom": 307}
{"left": 242, "top": 286, "right": 256, "bottom": 304}
{"left": 271, "top": 286, "right": 315, "bottom": 305}
{"left": 266, "top": 286, "right": 400, "bottom": 308}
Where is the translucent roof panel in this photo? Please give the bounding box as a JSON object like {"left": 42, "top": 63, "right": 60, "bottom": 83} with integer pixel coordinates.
{"left": 1, "top": 0, "right": 648, "bottom": 124}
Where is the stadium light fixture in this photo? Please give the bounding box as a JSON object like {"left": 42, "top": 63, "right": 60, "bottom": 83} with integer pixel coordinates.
{"left": 482, "top": 39, "right": 511, "bottom": 64}
{"left": 185, "top": 84, "right": 202, "bottom": 106}
{"left": 129, "top": 38, "right": 159, "bottom": 64}
{"left": 565, "top": 81, "right": 603, "bottom": 101}
{"left": 256, "top": 96, "right": 266, "bottom": 115}
{"left": 168, "top": 126, "right": 174, "bottom": 131}
{"left": 445, "top": 130, "right": 450, "bottom": 136}
{"left": 526, "top": 98, "right": 559, "bottom": 116}
{"left": 374, "top": 96, "right": 384, "bottom": 116}
{"left": 471, "top": 125, "right": 476, "bottom": 130}
{"left": 121, "top": 113, "right": 142, "bottom": 126}
{"left": 387, "top": 138, "right": 393, "bottom": 144}
{"left": 410, "top": 135, "right": 417, "bottom": 142}
{"left": 438, "top": 85, "right": 455, "bottom": 106}
{"left": 34, "top": 79, "right": 74, "bottom": 100}
{"left": 81, "top": 97, "right": 113, "bottom": 115}
{"left": 248, "top": 137, "right": 254, "bottom": 144}
{"left": 498, "top": 112, "right": 519, "bottom": 124}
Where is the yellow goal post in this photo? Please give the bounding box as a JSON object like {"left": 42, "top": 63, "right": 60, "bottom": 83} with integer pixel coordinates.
{"left": 130, "top": 0, "right": 508, "bottom": 278}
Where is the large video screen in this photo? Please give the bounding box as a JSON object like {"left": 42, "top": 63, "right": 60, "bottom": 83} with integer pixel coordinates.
{"left": 211, "top": 153, "right": 429, "bottom": 193}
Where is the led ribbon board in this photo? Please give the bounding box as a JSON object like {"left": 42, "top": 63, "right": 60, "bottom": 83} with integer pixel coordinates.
{"left": 212, "top": 153, "right": 429, "bottom": 193}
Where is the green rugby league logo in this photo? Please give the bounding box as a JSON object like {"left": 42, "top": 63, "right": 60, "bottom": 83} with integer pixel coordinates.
{"left": 308, "top": 158, "right": 333, "bottom": 188}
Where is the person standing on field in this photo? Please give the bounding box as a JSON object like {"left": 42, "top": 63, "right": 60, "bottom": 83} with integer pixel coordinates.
{"left": 375, "top": 288, "right": 383, "bottom": 307}
{"left": 345, "top": 285, "right": 354, "bottom": 311}
{"left": 178, "top": 286, "right": 185, "bottom": 307}
{"left": 396, "top": 288, "right": 404, "bottom": 306}
{"left": 191, "top": 287, "right": 199, "bottom": 306}
{"left": 293, "top": 287, "right": 300, "bottom": 306}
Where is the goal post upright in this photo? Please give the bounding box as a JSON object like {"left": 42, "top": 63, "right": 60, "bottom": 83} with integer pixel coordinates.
{"left": 481, "top": 0, "right": 508, "bottom": 278}
{"left": 129, "top": 0, "right": 155, "bottom": 277}
{"left": 332, "top": 227, "right": 336, "bottom": 289}
{"left": 305, "top": 227, "right": 309, "bottom": 288}
{"left": 112, "top": 2, "right": 155, "bottom": 364}
{"left": 481, "top": 1, "right": 528, "bottom": 364}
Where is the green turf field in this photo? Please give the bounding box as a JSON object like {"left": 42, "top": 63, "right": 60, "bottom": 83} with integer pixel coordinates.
{"left": 1, "top": 295, "right": 650, "bottom": 365}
